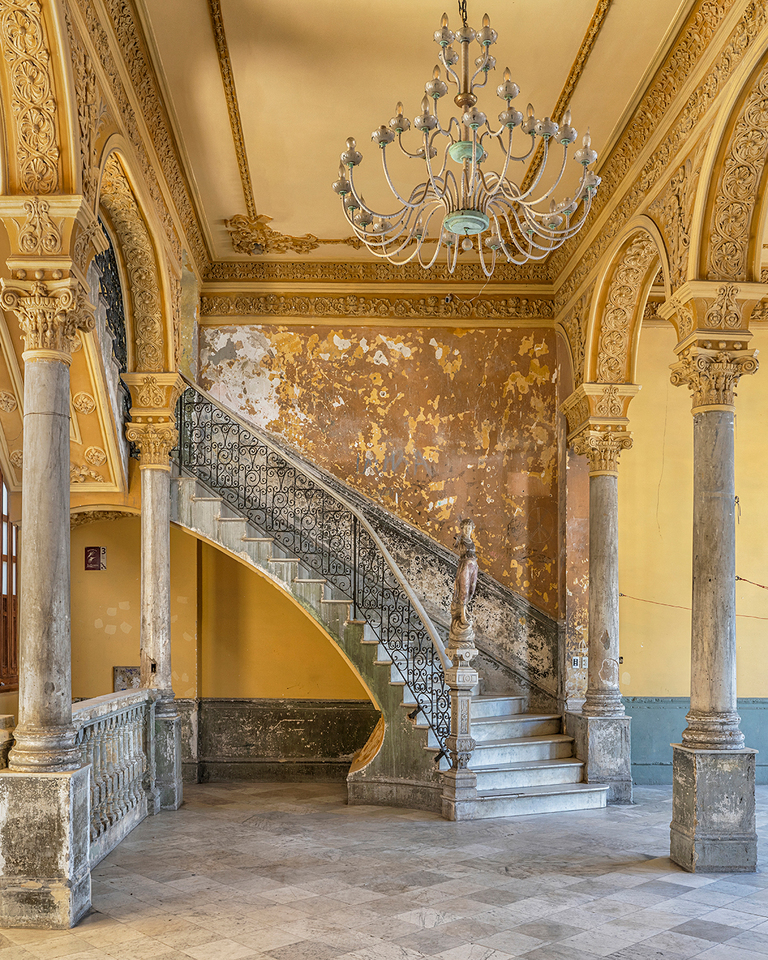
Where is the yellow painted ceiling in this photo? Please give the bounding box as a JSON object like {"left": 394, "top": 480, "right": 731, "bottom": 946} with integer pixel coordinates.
{"left": 139, "top": 0, "right": 694, "bottom": 263}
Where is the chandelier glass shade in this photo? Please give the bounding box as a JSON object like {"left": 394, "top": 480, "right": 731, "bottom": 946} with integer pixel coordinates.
{"left": 332, "top": 7, "right": 602, "bottom": 276}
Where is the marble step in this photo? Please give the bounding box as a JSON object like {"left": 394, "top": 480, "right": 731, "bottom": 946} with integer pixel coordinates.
{"left": 472, "top": 733, "right": 574, "bottom": 766}
{"left": 472, "top": 757, "right": 585, "bottom": 790}
{"left": 471, "top": 695, "right": 527, "bottom": 718}
{"left": 472, "top": 714, "right": 562, "bottom": 742}
{"left": 459, "top": 782, "right": 609, "bottom": 820}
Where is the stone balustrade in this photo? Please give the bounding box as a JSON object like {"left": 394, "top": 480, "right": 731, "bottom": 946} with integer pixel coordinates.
{"left": 72, "top": 690, "right": 159, "bottom": 866}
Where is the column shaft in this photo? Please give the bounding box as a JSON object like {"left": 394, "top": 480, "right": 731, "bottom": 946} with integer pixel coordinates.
{"left": 584, "top": 473, "right": 624, "bottom": 716}
{"left": 683, "top": 409, "right": 741, "bottom": 748}
{"left": 140, "top": 466, "right": 173, "bottom": 698}
{"left": 10, "top": 356, "right": 79, "bottom": 772}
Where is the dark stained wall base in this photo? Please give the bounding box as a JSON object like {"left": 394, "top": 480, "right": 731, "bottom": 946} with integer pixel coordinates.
{"left": 176, "top": 698, "right": 380, "bottom": 784}
{"left": 624, "top": 697, "right": 768, "bottom": 785}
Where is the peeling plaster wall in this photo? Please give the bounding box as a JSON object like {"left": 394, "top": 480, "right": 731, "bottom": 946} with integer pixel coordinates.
{"left": 200, "top": 324, "right": 561, "bottom": 619}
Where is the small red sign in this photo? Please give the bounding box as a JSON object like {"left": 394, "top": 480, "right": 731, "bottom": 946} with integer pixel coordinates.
{"left": 85, "top": 547, "right": 106, "bottom": 571}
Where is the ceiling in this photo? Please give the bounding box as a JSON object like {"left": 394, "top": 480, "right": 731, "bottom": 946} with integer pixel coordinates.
{"left": 138, "top": 0, "right": 693, "bottom": 265}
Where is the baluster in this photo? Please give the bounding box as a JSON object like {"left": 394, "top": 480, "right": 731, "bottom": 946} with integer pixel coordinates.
{"left": 82, "top": 726, "right": 99, "bottom": 842}
{"left": 129, "top": 706, "right": 142, "bottom": 808}
{"left": 104, "top": 715, "right": 118, "bottom": 825}
{"left": 93, "top": 720, "right": 109, "bottom": 837}
{"left": 115, "top": 712, "right": 129, "bottom": 818}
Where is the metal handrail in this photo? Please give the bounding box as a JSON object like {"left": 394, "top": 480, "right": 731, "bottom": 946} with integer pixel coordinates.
{"left": 174, "top": 375, "right": 451, "bottom": 752}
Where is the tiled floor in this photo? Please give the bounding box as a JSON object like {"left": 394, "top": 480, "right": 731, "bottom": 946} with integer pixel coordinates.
{"left": 3, "top": 782, "right": 768, "bottom": 960}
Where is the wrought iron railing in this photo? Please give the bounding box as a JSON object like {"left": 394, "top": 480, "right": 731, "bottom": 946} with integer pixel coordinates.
{"left": 174, "top": 378, "right": 451, "bottom": 752}
{"left": 73, "top": 689, "right": 157, "bottom": 866}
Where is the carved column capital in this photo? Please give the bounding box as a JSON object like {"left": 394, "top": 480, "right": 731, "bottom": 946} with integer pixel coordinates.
{"left": 571, "top": 427, "right": 633, "bottom": 476}
{"left": 123, "top": 373, "right": 184, "bottom": 470}
{"left": 671, "top": 338, "right": 758, "bottom": 412}
{"left": 0, "top": 273, "right": 94, "bottom": 358}
{"left": 561, "top": 383, "right": 641, "bottom": 443}
{"left": 657, "top": 280, "right": 768, "bottom": 344}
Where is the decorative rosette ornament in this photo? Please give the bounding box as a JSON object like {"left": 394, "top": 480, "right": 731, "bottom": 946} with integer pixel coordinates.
{"left": 333, "top": 4, "right": 601, "bottom": 277}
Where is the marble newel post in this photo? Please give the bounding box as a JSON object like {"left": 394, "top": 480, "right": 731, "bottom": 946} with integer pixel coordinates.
{"left": 0, "top": 270, "right": 95, "bottom": 927}
{"left": 565, "top": 416, "right": 633, "bottom": 803}
{"left": 665, "top": 284, "right": 760, "bottom": 872}
{"left": 441, "top": 519, "right": 480, "bottom": 821}
{"left": 124, "top": 373, "right": 184, "bottom": 811}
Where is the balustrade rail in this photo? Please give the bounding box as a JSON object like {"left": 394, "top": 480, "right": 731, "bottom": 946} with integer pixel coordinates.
{"left": 73, "top": 689, "right": 157, "bottom": 866}
{"left": 175, "top": 378, "right": 452, "bottom": 753}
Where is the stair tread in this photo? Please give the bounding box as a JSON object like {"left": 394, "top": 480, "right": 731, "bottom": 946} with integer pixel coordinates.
{"left": 472, "top": 758, "right": 584, "bottom": 773}
{"left": 474, "top": 734, "right": 573, "bottom": 748}
{"left": 476, "top": 782, "right": 609, "bottom": 799}
{"left": 473, "top": 713, "right": 561, "bottom": 724}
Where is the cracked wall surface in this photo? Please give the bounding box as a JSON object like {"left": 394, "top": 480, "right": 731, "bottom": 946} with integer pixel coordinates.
{"left": 200, "top": 324, "right": 560, "bottom": 618}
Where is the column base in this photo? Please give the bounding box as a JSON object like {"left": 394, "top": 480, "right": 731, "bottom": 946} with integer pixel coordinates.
{"left": 441, "top": 768, "right": 478, "bottom": 821}
{"left": 565, "top": 712, "right": 632, "bottom": 803}
{"left": 155, "top": 704, "right": 183, "bottom": 811}
{"left": 8, "top": 724, "right": 81, "bottom": 773}
{"left": 670, "top": 744, "right": 757, "bottom": 873}
{"left": 0, "top": 767, "right": 91, "bottom": 928}
{"left": 582, "top": 692, "right": 626, "bottom": 717}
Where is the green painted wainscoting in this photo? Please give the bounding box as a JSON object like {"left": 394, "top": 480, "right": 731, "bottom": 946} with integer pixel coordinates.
{"left": 623, "top": 698, "right": 768, "bottom": 785}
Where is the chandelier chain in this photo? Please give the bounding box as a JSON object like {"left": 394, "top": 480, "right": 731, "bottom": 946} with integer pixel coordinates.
{"left": 458, "top": 0, "right": 468, "bottom": 28}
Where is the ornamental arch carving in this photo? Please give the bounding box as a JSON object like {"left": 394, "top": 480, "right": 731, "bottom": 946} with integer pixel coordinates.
{"left": 695, "top": 49, "right": 768, "bottom": 283}
{"left": 96, "top": 145, "right": 174, "bottom": 373}
{"left": 583, "top": 220, "right": 669, "bottom": 388}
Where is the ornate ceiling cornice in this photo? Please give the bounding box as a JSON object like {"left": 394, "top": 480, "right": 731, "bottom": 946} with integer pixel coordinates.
{"left": 200, "top": 291, "right": 554, "bottom": 325}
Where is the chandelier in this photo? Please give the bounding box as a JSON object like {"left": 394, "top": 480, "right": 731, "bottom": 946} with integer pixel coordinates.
{"left": 332, "top": 2, "right": 601, "bottom": 277}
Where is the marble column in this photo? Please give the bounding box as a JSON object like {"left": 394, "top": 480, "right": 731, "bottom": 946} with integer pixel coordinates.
{"left": 124, "top": 373, "right": 184, "bottom": 811}
{"left": 669, "top": 328, "right": 758, "bottom": 872}
{"left": 0, "top": 273, "right": 94, "bottom": 927}
{"left": 565, "top": 426, "right": 632, "bottom": 803}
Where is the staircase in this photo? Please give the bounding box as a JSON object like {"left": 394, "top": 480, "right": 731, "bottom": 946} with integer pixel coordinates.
{"left": 171, "top": 378, "right": 609, "bottom": 818}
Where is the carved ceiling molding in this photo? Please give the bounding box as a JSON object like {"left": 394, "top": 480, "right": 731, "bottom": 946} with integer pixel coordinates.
{"left": 64, "top": 8, "right": 105, "bottom": 210}
{"left": 204, "top": 259, "right": 551, "bottom": 284}
{"left": 0, "top": 0, "right": 60, "bottom": 194}
{"left": 521, "top": 0, "right": 614, "bottom": 193}
{"left": 99, "top": 155, "right": 164, "bottom": 372}
{"left": 553, "top": 0, "right": 761, "bottom": 313}
{"left": 201, "top": 292, "right": 554, "bottom": 323}
{"left": 596, "top": 236, "right": 658, "bottom": 383}
{"left": 69, "top": 0, "right": 193, "bottom": 268}
{"left": 14, "top": 196, "right": 62, "bottom": 256}
{"left": 70, "top": 460, "right": 105, "bottom": 483}
{"left": 707, "top": 60, "right": 768, "bottom": 281}
{"left": 70, "top": 508, "right": 133, "bottom": 528}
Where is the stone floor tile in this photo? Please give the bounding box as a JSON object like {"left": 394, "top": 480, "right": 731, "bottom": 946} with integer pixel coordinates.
{"left": 698, "top": 908, "right": 766, "bottom": 930}
{"left": 183, "top": 938, "right": 258, "bottom": 960}
{"left": 671, "top": 918, "right": 742, "bottom": 942}
{"left": 473, "top": 931, "right": 544, "bottom": 956}
{"left": 694, "top": 945, "right": 768, "bottom": 960}
{"left": 436, "top": 946, "right": 515, "bottom": 960}
{"left": 392, "top": 928, "right": 467, "bottom": 956}
{"left": 264, "top": 939, "right": 349, "bottom": 960}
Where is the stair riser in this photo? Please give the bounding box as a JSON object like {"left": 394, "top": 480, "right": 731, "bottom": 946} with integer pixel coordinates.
{"left": 473, "top": 718, "right": 561, "bottom": 741}
{"left": 292, "top": 581, "right": 325, "bottom": 612}
{"left": 242, "top": 541, "right": 273, "bottom": 565}
{"left": 475, "top": 765, "right": 584, "bottom": 790}
{"left": 452, "top": 789, "right": 607, "bottom": 820}
{"left": 472, "top": 698, "right": 527, "bottom": 718}
{"left": 473, "top": 741, "right": 573, "bottom": 765}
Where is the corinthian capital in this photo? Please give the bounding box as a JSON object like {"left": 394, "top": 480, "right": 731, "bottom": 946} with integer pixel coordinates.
{"left": 0, "top": 274, "right": 94, "bottom": 355}
{"left": 124, "top": 420, "right": 178, "bottom": 469}
{"left": 671, "top": 338, "right": 758, "bottom": 411}
{"left": 571, "top": 427, "right": 633, "bottom": 476}
{"left": 123, "top": 372, "right": 184, "bottom": 470}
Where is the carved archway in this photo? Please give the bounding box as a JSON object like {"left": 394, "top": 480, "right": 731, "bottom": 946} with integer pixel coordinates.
{"left": 583, "top": 220, "right": 668, "bottom": 387}
{"left": 696, "top": 54, "right": 768, "bottom": 283}
{"left": 96, "top": 152, "right": 173, "bottom": 373}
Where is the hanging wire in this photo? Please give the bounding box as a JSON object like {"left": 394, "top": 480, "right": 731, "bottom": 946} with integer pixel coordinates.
{"left": 458, "top": 0, "right": 468, "bottom": 28}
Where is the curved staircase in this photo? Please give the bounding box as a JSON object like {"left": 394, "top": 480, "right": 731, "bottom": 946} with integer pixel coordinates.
{"left": 170, "top": 379, "right": 609, "bottom": 818}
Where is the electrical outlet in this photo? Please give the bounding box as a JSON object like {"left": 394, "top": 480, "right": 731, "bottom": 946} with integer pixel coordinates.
{"left": 571, "top": 656, "right": 580, "bottom": 669}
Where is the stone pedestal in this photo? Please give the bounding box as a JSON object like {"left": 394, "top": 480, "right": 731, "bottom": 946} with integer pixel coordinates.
{"left": 565, "top": 712, "right": 632, "bottom": 803}
{"left": 670, "top": 744, "right": 757, "bottom": 872}
{"left": 154, "top": 702, "right": 183, "bottom": 810}
{"left": 0, "top": 767, "right": 91, "bottom": 927}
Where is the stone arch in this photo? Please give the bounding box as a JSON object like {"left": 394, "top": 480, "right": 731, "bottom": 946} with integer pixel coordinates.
{"left": 583, "top": 218, "right": 669, "bottom": 386}
{"left": 95, "top": 145, "right": 174, "bottom": 374}
{"left": 694, "top": 50, "right": 768, "bottom": 283}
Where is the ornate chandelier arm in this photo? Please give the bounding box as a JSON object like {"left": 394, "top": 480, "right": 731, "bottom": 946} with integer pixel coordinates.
{"left": 479, "top": 129, "right": 515, "bottom": 204}
{"left": 381, "top": 149, "right": 429, "bottom": 208}
{"left": 438, "top": 45, "right": 461, "bottom": 90}
{"left": 520, "top": 146, "right": 569, "bottom": 207}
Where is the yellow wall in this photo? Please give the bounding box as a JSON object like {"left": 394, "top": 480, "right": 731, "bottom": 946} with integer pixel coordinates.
{"left": 71, "top": 517, "right": 198, "bottom": 698}
{"left": 199, "top": 543, "right": 368, "bottom": 699}
{"left": 619, "top": 324, "right": 768, "bottom": 698}
{"left": 0, "top": 691, "right": 17, "bottom": 720}
{"left": 69, "top": 516, "right": 368, "bottom": 702}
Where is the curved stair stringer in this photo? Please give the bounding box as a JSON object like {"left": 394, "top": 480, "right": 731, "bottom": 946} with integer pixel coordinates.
{"left": 170, "top": 473, "right": 443, "bottom": 811}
